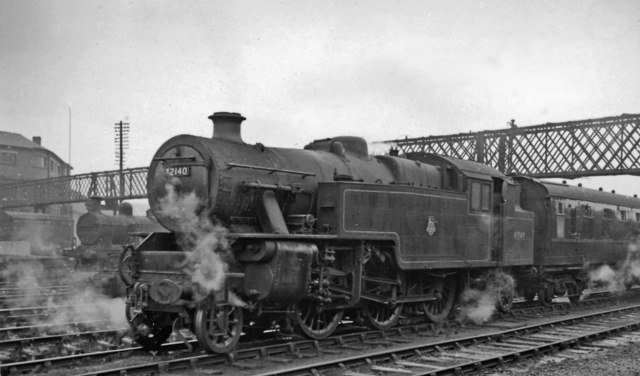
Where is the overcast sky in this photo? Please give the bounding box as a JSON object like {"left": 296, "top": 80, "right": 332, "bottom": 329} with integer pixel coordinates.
{"left": 1, "top": 0, "right": 639, "bottom": 194}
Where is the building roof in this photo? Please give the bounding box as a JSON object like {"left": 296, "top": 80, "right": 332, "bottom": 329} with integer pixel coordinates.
{"left": 0, "top": 131, "right": 71, "bottom": 169}
{"left": 0, "top": 131, "right": 45, "bottom": 149}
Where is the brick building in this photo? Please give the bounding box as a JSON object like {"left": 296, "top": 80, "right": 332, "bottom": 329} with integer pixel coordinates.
{"left": 0, "top": 132, "right": 71, "bottom": 184}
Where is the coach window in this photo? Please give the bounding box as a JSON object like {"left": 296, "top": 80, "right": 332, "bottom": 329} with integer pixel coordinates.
{"left": 556, "top": 201, "right": 565, "bottom": 239}
{"left": 470, "top": 181, "right": 491, "bottom": 212}
{"left": 583, "top": 205, "right": 594, "bottom": 238}
{"left": 569, "top": 207, "right": 577, "bottom": 236}
{"left": 602, "top": 208, "right": 615, "bottom": 237}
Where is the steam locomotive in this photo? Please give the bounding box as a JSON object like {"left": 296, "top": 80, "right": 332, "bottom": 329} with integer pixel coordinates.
{"left": 0, "top": 210, "right": 74, "bottom": 280}
{"left": 121, "top": 112, "right": 640, "bottom": 353}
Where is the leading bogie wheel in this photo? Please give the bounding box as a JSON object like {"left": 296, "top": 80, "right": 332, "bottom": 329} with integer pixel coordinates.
{"left": 293, "top": 302, "right": 343, "bottom": 339}
{"left": 118, "top": 245, "right": 135, "bottom": 287}
{"left": 125, "top": 302, "right": 174, "bottom": 351}
{"left": 194, "top": 302, "right": 244, "bottom": 353}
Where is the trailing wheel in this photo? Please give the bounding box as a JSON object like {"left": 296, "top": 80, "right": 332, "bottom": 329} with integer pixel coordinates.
{"left": 567, "top": 283, "right": 582, "bottom": 303}
{"left": 293, "top": 301, "right": 343, "bottom": 339}
{"left": 363, "top": 303, "right": 403, "bottom": 330}
{"left": 494, "top": 273, "right": 515, "bottom": 313}
{"left": 422, "top": 278, "right": 457, "bottom": 323}
{"left": 521, "top": 288, "right": 537, "bottom": 303}
{"left": 496, "top": 286, "right": 514, "bottom": 312}
{"left": 125, "top": 302, "right": 173, "bottom": 351}
{"left": 194, "top": 302, "right": 244, "bottom": 353}
{"left": 537, "top": 286, "right": 553, "bottom": 306}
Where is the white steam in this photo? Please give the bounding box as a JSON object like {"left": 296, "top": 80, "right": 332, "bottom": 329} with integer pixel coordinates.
{"left": 588, "top": 238, "right": 640, "bottom": 292}
{"left": 3, "top": 260, "right": 127, "bottom": 330}
{"left": 158, "top": 184, "right": 231, "bottom": 297}
{"left": 458, "top": 271, "right": 515, "bottom": 325}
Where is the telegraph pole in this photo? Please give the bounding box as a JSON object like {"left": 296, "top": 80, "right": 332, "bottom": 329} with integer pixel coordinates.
{"left": 114, "top": 120, "right": 130, "bottom": 199}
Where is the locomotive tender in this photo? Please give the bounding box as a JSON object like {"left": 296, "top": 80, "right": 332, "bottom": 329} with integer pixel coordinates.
{"left": 123, "top": 112, "right": 640, "bottom": 353}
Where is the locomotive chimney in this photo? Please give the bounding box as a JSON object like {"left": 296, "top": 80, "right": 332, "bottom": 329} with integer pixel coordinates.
{"left": 209, "top": 112, "right": 246, "bottom": 143}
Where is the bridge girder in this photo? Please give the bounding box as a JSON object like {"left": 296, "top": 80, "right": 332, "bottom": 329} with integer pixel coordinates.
{"left": 386, "top": 113, "right": 640, "bottom": 179}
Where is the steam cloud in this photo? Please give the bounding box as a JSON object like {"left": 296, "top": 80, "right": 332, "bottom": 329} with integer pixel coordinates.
{"left": 458, "top": 271, "right": 515, "bottom": 325}
{"left": 587, "top": 238, "right": 640, "bottom": 293}
{"left": 2, "top": 260, "right": 127, "bottom": 331}
{"left": 158, "top": 184, "right": 231, "bottom": 298}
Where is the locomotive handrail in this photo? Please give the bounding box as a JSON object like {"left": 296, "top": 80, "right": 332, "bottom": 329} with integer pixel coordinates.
{"left": 153, "top": 156, "right": 196, "bottom": 162}
{"left": 243, "top": 181, "right": 298, "bottom": 192}
{"left": 227, "top": 162, "right": 315, "bottom": 177}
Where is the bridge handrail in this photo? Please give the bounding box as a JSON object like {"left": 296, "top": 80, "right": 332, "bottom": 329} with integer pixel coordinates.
{"left": 0, "top": 167, "right": 149, "bottom": 209}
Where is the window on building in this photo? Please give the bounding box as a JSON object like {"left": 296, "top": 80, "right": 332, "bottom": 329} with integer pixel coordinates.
{"left": 470, "top": 181, "right": 491, "bottom": 212}
{"left": 604, "top": 208, "right": 615, "bottom": 219}
{"left": 32, "top": 155, "right": 45, "bottom": 169}
{"left": 583, "top": 205, "right": 593, "bottom": 217}
{"left": 636, "top": 213, "right": 640, "bottom": 222}
{"left": 0, "top": 151, "right": 16, "bottom": 166}
{"left": 558, "top": 202, "right": 564, "bottom": 214}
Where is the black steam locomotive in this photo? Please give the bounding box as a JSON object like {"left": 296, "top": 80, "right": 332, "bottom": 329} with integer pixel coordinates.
{"left": 121, "top": 112, "right": 640, "bottom": 353}
{"left": 0, "top": 210, "right": 74, "bottom": 280}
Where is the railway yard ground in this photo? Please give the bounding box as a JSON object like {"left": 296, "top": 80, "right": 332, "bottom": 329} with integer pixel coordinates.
{"left": 488, "top": 341, "right": 640, "bottom": 376}
{"left": 8, "top": 294, "right": 640, "bottom": 376}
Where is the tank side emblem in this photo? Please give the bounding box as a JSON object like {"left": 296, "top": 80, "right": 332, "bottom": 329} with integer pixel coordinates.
{"left": 426, "top": 216, "right": 437, "bottom": 236}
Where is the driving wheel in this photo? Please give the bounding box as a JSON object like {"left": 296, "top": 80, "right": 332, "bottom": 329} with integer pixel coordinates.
{"left": 363, "top": 303, "right": 403, "bottom": 330}
{"left": 422, "top": 278, "right": 457, "bottom": 323}
{"left": 293, "top": 301, "right": 343, "bottom": 339}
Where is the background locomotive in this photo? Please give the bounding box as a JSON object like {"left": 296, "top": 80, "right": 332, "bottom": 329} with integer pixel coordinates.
{"left": 122, "top": 112, "right": 640, "bottom": 353}
{"left": 67, "top": 198, "right": 166, "bottom": 296}
{"left": 0, "top": 210, "right": 74, "bottom": 281}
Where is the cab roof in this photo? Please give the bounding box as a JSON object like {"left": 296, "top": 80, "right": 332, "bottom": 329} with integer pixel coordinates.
{"left": 405, "top": 152, "right": 511, "bottom": 182}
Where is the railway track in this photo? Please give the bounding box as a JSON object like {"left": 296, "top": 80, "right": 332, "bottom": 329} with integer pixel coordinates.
{"left": 254, "top": 305, "right": 640, "bottom": 376}
{"left": 1, "top": 293, "right": 636, "bottom": 376}
{"left": 0, "top": 305, "right": 77, "bottom": 327}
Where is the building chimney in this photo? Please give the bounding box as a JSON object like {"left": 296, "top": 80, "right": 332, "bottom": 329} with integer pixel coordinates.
{"left": 208, "top": 112, "right": 246, "bottom": 143}
{"left": 32, "top": 136, "right": 41, "bottom": 145}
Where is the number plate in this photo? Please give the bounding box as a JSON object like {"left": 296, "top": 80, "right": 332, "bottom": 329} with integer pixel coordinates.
{"left": 166, "top": 166, "right": 191, "bottom": 177}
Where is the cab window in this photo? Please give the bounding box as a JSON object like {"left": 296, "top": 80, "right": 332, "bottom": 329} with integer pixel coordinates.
{"left": 470, "top": 181, "right": 491, "bottom": 212}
